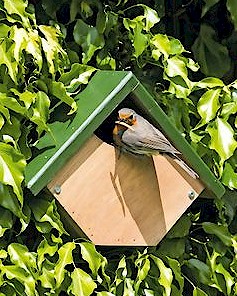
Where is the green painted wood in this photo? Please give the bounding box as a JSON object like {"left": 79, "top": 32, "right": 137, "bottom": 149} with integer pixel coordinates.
{"left": 26, "top": 71, "right": 139, "bottom": 194}
{"left": 26, "top": 70, "right": 225, "bottom": 198}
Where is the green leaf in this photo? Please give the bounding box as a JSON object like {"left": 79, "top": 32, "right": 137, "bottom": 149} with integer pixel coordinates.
{"left": 0, "top": 207, "right": 13, "bottom": 237}
{"left": 167, "top": 258, "right": 184, "bottom": 291}
{"left": 133, "top": 21, "right": 148, "bottom": 58}
{"left": 1, "top": 265, "right": 36, "bottom": 296}
{"left": 221, "top": 162, "right": 237, "bottom": 189}
{"left": 195, "top": 77, "right": 225, "bottom": 89}
{"left": 193, "top": 287, "right": 208, "bottom": 296}
{"left": 39, "top": 25, "right": 68, "bottom": 76}
{"left": 79, "top": 242, "right": 106, "bottom": 278}
{"left": 206, "top": 118, "right": 237, "bottom": 164}
{"left": 8, "top": 243, "right": 37, "bottom": 272}
{"left": 0, "top": 41, "right": 18, "bottom": 83}
{"left": 134, "top": 251, "right": 150, "bottom": 292}
{"left": 30, "top": 198, "right": 67, "bottom": 235}
{"left": 201, "top": 0, "right": 221, "bottom": 17}
{"left": 4, "top": 0, "right": 32, "bottom": 27}
{"left": 227, "top": 0, "right": 237, "bottom": 30}
{"left": 192, "top": 24, "right": 231, "bottom": 77}
{"left": 0, "top": 183, "right": 23, "bottom": 218}
{"left": 202, "top": 222, "right": 232, "bottom": 246}
{"left": 97, "top": 292, "right": 116, "bottom": 296}
{"left": 59, "top": 63, "right": 96, "bottom": 92}
{"left": 73, "top": 19, "right": 105, "bottom": 64}
{"left": 55, "top": 242, "right": 76, "bottom": 288}
{"left": 186, "top": 259, "right": 211, "bottom": 285}
{"left": 216, "top": 263, "right": 234, "bottom": 295}
{"left": 38, "top": 259, "right": 56, "bottom": 289}
{"left": 0, "top": 143, "right": 26, "bottom": 206}
{"left": 68, "top": 268, "right": 97, "bottom": 296}
{"left": 29, "top": 91, "right": 50, "bottom": 135}
{"left": 37, "top": 238, "right": 59, "bottom": 269}
{"left": 197, "top": 89, "right": 221, "bottom": 125}
{"left": 49, "top": 81, "right": 77, "bottom": 114}
{"left": 139, "top": 4, "right": 160, "bottom": 31}
{"left": 150, "top": 255, "right": 173, "bottom": 296}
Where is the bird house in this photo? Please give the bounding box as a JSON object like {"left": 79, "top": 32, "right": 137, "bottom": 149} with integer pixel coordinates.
{"left": 25, "top": 71, "right": 225, "bottom": 246}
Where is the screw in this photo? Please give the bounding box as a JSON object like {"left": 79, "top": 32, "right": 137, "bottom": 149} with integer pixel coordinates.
{"left": 54, "top": 185, "right": 61, "bottom": 195}
{"left": 188, "top": 190, "right": 195, "bottom": 200}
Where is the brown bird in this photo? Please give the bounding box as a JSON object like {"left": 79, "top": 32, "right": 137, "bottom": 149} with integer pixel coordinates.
{"left": 113, "top": 108, "right": 198, "bottom": 178}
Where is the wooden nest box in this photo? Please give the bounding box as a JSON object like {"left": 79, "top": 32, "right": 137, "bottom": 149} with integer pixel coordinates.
{"left": 26, "top": 71, "right": 225, "bottom": 246}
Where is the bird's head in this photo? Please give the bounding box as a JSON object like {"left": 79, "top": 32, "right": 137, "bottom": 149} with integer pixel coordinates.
{"left": 115, "top": 108, "right": 136, "bottom": 130}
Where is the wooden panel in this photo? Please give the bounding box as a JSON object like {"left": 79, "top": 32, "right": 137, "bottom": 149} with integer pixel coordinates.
{"left": 48, "top": 135, "right": 205, "bottom": 246}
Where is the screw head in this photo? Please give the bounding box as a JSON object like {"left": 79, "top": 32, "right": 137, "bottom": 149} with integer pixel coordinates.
{"left": 188, "top": 190, "right": 196, "bottom": 200}
{"left": 54, "top": 185, "right": 61, "bottom": 195}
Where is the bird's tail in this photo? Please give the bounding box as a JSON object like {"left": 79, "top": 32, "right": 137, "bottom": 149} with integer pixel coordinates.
{"left": 172, "top": 155, "right": 199, "bottom": 179}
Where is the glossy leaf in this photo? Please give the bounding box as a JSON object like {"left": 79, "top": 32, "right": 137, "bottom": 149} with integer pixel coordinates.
{"left": 55, "top": 242, "right": 75, "bottom": 288}
{"left": 0, "top": 207, "right": 13, "bottom": 237}
{"left": 195, "top": 77, "right": 225, "bottom": 89}
{"left": 202, "top": 222, "right": 232, "bottom": 246}
{"left": 49, "top": 81, "right": 77, "bottom": 114}
{"left": 201, "top": 0, "right": 221, "bottom": 17}
{"left": 186, "top": 259, "right": 212, "bottom": 285}
{"left": 0, "top": 41, "right": 17, "bottom": 83}
{"left": 73, "top": 19, "right": 105, "bottom": 64}
{"left": 193, "top": 287, "right": 208, "bottom": 296}
{"left": 150, "top": 255, "right": 173, "bottom": 296}
{"left": 221, "top": 162, "right": 237, "bottom": 189}
{"left": 197, "top": 89, "right": 221, "bottom": 125}
{"left": 227, "top": 0, "right": 237, "bottom": 30}
{"left": 37, "top": 238, "right": 59, "bottom": 269}
{"left": 206, "top": 118, "right": 237, "bottom": 163}
{"left": 0, "top": 143, "right": 25, "bottom": 206}
{"left": 140, "top": 5, "right": 160, "bottom": 31}
{"left": 79, "top": 242, "right": 106, "bottom": 278}
{"left": 59, "top": 63, "right": 96, "bottom": 92}
{"left": 68, "top": 268, "right": 97, "bottom": 296}
{"left": 192, "top": 24, "right": 231, "bottom": 77}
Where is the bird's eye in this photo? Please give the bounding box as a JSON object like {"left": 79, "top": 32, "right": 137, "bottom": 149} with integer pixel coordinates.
{"left": 128, "top": 114, "right": 134, "bottom": 120}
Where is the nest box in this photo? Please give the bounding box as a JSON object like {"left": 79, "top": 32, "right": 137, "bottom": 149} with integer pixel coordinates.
{"left": 26, "top": 71, "right": 225, "bottom": 246}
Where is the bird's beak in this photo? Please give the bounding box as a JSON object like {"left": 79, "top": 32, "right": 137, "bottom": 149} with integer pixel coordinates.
{"left": 115, "top": 120, "right": 135, "bottom": 131}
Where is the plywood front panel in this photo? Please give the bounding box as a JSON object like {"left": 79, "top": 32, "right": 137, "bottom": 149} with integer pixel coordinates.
{"left": 48, "top": 135, "right": 205, "bottom": 246}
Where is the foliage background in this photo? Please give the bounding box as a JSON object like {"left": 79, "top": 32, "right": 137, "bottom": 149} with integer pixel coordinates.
{"left": 0, "top": 0, "right": 236, "bottom": 295}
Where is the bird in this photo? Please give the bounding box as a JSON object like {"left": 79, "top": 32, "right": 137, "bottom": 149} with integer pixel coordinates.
{"left": 113, "top": 108, "right": 198, "bottom": 179}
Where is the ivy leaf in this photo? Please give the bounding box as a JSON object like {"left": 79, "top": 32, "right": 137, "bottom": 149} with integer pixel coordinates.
{"left": 216, "top": 263, "right": 234, "bottom": 295}
{"left": 0, "top": 143, "right": 26, "bottom": 206}
{"left": 195, "top": 77, "right": 225, "bottom": 89}
{"left": 201, "top": 0, "right": 221, "bottom": 17}
{"left": 59, "top": 63, "right": 96, "bottom": 93}
{"left": 150, "top": 255, "right": 173, "bottom": 296}
{"left": 221, "top": 162, "right": 237, "bottom": 189}
{"left": 68, "top": 268, "right": 97, "bottom": 296}
{"left": 29, "top": 91, "right": 50, "bottom": 136}
{"left": 0, "top": 41, "right": 18, "bottom": 83}
{"left": 8, "top": 243, "right": 37, "bottom": 272}
{"left": 49, "top": 81, "right": 77, "bottom": 114}
{"left": 73, "top": 19, "right": 105, "bottom": 64}
{"left": 227, "top": 0, "right": 237, "bottom": 30}
{"left": 197, "top": 89, "right": 221, "bottom": 125}
{"left": 192, "top": 24, "right": 231, "bottom": 77}
{"left": 206, "top": 118, "right": 237, "bottom": 164}
{"left": 202, "top": 222, "right": 232, "bottom": 246}
{"left": 186, "top": 259, "right": 212, "bottom": 285}
{"left": 133, "top": 20, "right": 148, "bottom": 58}
{"left": 37, "top": 238, "right": 59, "bottom": 269}
{"left": 79, "top": 242, "right": 106, "bottom": 278}
{"left": 55, "top": 242, "right": 76, "bottom": 288}
{"left": 4, "top": 0, "right": 32, "bottom": 27}
{"left": 39, "top": 25, "right": 68, "bottom": 76}
{"left": 1, "top": 265, "right": 36, "bottom": 296}
{"left": 29, "top": 199, "right": 67, "bottom": 236}
{"left": 193, "top": 287, "right": 208, "bottom": 296}
{"left": 139, "top": 5, "right": 160, "bottom": 31}
{"left": 0, "top": 207, "right": 13, "bottom": 237}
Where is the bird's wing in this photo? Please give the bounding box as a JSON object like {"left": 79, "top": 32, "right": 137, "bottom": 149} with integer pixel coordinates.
{"left": 122, "top": 117, "right": 180, "bottom": 155}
